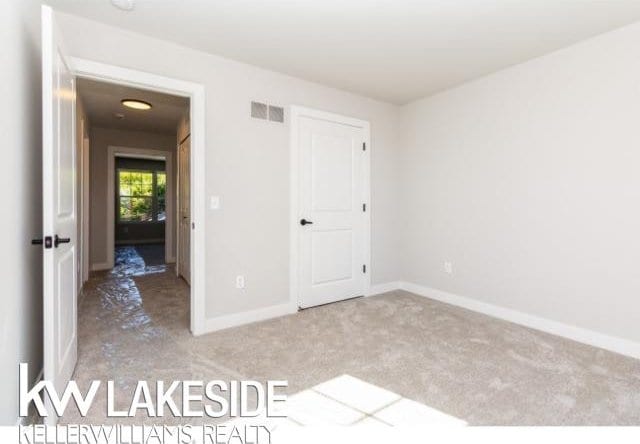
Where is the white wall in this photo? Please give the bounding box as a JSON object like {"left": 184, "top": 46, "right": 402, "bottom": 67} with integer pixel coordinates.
{"left": 0, "top": 0, "right": 43, "bottom": 425}
{"left": 56, "top": 13, "right": 402, "bottom": 320}
{"left": 89, "top": 127, "right": 178, "bottom": 267}
{"left": 400, "top": 21, "right": 640, "bottom": 344}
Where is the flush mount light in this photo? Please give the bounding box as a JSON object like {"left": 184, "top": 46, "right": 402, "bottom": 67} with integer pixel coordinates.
{"left": 121, "top": 99, "right": 152, "bottom": 110}
{"left": 111, "top": 0, "right": 135, "bottom": 11}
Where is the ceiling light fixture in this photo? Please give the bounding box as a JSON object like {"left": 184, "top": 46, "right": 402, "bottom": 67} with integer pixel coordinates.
{"left": 110, "top": 0, "right": 135, "bottom": 11}
{"left": 121, "top": 99, "right": 152, "bottom": 110}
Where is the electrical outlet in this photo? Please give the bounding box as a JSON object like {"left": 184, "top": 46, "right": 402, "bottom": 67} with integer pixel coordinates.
{"left": 444, "top": 261, "right": 453, "bottom": 275}
{"left": 236, "top": 275, "right": 245, "bottom": 289}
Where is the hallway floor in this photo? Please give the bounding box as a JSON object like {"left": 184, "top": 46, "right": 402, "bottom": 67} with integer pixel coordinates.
{"left": 63, "top": 250, "right": 640, "bottom": 425}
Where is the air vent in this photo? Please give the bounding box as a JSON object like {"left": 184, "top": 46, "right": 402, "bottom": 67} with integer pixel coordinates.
{"left": 268, "top": 105, "right": 284, "bottom": 123}
{"left": 251, "top": 101, "right": 268, "bottom": 120}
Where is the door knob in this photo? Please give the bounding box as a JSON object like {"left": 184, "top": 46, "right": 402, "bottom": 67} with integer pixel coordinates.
{"left": 54, "top": 235, "right": 71, "bottom": 248}
{"left": 32, "top": 236, "right": 53, "bottom": 249}
{"left": 300, "top": 218, "right": 313, "bottom": 226}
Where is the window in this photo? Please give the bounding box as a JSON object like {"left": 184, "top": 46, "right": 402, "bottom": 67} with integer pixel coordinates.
{"left": 118, "top": 169, "right": 166, "bottom": 222}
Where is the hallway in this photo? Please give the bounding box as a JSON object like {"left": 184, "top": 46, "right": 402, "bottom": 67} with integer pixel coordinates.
{"left": 69, "top": 246, "right": 196, "bottom": 424}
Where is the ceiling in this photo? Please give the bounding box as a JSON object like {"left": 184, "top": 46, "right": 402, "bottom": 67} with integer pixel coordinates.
{"left": 77, "top": 78, "right": 188, "bottom": 133}
{"left": 54, "top": 0, "right": 640, "bottom": 104}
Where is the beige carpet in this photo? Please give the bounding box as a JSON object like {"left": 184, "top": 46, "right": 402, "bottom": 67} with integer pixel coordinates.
{"left": 63, "top": 257, "right": 640, "bottom": 425}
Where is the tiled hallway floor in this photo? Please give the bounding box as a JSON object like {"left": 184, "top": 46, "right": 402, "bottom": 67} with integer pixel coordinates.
{"left": 63, "top": 247, "right": 640, "bottom": 425}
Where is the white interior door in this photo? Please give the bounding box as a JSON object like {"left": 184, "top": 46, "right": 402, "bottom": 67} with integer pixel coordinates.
{"left": 297, "top": 113, "right": 368, "bottom": 308}
{"left": 41, "top": 5, "right": 77, "bottom": 423}
{"left": 178, "top": 136, "right": 191, "bottom": 284}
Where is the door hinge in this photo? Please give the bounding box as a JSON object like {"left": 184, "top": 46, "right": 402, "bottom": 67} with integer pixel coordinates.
{"left": 362, "top": 264, "right": 366, "bottom": 273}
{"left": 362, "top": 142, "right": 366, "bottom": 151}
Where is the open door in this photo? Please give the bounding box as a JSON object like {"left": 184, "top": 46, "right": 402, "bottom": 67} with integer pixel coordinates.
{"left": 41, "top": 5, "right": 77, "bottom": 424}
{"left": 178, "top": 135, "right": 191, "bottom": 284}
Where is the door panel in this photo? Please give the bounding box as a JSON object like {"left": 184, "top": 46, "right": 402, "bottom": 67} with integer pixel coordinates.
{"left": 311, "top": 133, "right": 354, "bottom": 211}
{"left": 311, "top": 229, "right": 353, "bottom": 284}
{"left": 57, "top": 248, "right": 75, "bottom": 364}
{"left": 42, "top": 5, "right": 77, "bottom": 424}
{"left": 298, "top": 115, "right": 366, "bottom": 308}
{"left": 56, "top": 51, "right": 75, "bottom": 217}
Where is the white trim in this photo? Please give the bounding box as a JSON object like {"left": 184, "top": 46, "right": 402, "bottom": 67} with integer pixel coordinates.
{"left": 289, "top": 106, "right": 371, "bottom": 309}
{"left": 77, "top": 116, "right": 84, "bottom": 291}
{"left": 81, "top": 135, "right": 90, "bottom": 284}
{"left": 107, "top": 146, "right": 174, "bottom": 268}
{"left": 366, "top": 281, "right": 402, "bottom": 296}
{"left": 90, "top": 262, "right": 111, "bottom": 271}
{"left": 201, "top": 302, "right": 298, "bottom": 334}
{"left": 70, "top": 57, "right": 206, "bottom": 335}
{"left": 398, "top": 281, "right": 640, "bottom": 361}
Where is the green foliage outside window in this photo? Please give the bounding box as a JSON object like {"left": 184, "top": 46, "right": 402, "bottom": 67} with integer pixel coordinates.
{"left": 118, "top": 170, "right": 166, "bottom": 222}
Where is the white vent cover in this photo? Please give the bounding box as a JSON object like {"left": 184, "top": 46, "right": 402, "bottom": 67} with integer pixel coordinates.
{"left": 268, "top": 105, "right": 284, "bottom": 123}
{"left": 251, "top": 101, "right": 268, "bottom": 120}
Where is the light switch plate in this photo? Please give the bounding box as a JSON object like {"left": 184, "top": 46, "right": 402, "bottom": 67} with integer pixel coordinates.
{"left": 210, "top": 196, "right": 220, "bottom": 210}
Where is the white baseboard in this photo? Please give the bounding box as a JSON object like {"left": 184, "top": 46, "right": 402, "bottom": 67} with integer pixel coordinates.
{"left": 399, "top": 281, "right": 640, "bottom": 361}
{"left": 194, "top": 278, "right": 640, "bottom": 360}
{"left": 199, "top": 302, "right": 298, "bottom": 335}
{"left": 366, "top": 281, "right": 402, "bottom": 296}
{"left": 90, "top": 262, "right": 111, "bottom": 271}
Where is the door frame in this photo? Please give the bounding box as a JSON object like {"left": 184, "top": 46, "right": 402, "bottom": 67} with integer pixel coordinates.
{"left": 289, "top": 105, "right": 371, "bottom": 309}
{"left": 106, "top": 146, "right": 174, "bottom": 266}
{"left": 70, "top": 57, "right": 207, "bottom": 335}
{"left": 81, "top": 135, "right": 90, "bottom": 284}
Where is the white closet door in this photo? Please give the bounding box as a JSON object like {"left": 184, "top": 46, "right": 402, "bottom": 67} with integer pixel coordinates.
{"left": 297, "top": 115, "right": 367, "bottom": 308}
